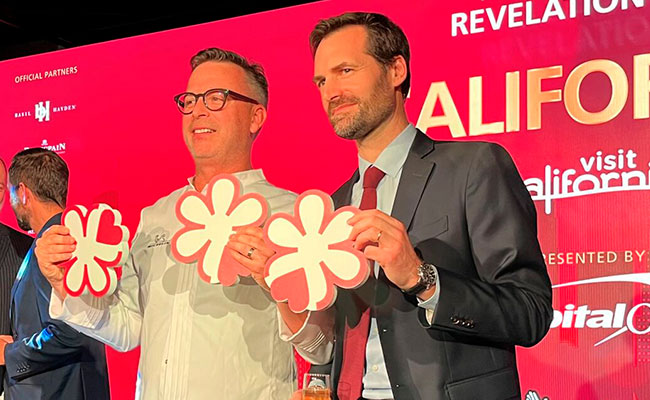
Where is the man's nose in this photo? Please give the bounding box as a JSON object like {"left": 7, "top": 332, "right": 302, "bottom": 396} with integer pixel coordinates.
{"left": 191, "top": 96, "right": 210, "bottom": 118}
{"left": 322, "top": 78, "right": 343, "bottom": 104}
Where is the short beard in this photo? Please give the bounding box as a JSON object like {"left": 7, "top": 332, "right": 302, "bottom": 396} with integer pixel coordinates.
{"left": 16, "top": 214, "right": 31, "bottom": 232}
{"left": 327, "top": 74, "right": 395, "bottom": 141}
{"left": 11, "top": 204, "right": 31, "bottom": 231}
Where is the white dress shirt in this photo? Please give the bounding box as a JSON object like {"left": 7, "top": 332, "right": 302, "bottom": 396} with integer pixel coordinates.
{"left": 50, "top": 169, "right": 298, "bottom": 400}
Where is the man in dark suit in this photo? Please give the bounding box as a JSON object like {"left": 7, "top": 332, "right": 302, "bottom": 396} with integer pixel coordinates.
{"left": 3, "top": 149, "right": 109, "bottom": 399}
{"left": 285, "top": 12, "right": 553, "bottom": 400}
{"left": 0, "top": 158, "right": 32, "bottom": 397}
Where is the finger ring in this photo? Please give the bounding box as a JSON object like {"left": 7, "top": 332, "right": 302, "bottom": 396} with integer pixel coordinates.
{"left": 247, "top": 247, "right": 255, "bottom": 259}
{"left": 376, "top": 231, "right": 382, "bottom": 242}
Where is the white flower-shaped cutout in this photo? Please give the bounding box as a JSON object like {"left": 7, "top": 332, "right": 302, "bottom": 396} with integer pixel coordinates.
{"left": 61, "top": 204, "right": 130, "bottom": 297}
{"left": 263, "top": 190, "right": 368, "bottom": 312}
{"left": 171, "top": 174, "right": 268, "bottom": 285}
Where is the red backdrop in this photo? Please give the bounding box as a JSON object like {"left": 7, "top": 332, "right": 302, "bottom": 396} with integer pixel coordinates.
{"left": 2, "top": 1, "right": 650, "bottom": 399}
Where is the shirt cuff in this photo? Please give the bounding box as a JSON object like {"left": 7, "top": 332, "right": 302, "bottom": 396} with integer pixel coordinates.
{"left": 277, "top": 309, "right": 333, "bottom": 365}
{"left": 416, "top": 265, "right": 441, "bottom": 324}
{"left": 279, "top": 310, "right": 322, "bottom": 349}
{"left": 49, "top": 291, "right": 108, "bottom": 330}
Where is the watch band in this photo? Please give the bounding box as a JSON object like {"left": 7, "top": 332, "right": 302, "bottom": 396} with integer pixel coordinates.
{"left": 402, "top": 279, "right": 428, "bottom": 296}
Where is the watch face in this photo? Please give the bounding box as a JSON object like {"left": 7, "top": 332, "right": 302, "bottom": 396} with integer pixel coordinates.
{"left": 418, "top": 263, "right": 437, "bottom": 287}
{"left": 404, "top": 263, "right": 437, "bottom": 295}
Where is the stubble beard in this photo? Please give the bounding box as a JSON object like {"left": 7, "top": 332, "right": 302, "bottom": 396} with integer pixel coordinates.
{"left": 9, "top": 195, "right": 31, "bottom": 231}
{"left": 13, "top": 208, "right": 31, "bottom": 231}
{"left": 16, "top": 217, "right": 31, "bottom": 232}
{"left": 328, "top": 75, "right": 395, "bottom": 141}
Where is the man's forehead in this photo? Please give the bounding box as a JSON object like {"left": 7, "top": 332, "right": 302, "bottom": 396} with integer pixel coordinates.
{"left": 314, "top": 26, "right": 369, "bottom": 71}
{"left": 186, "top": 61, "right": 246, "bottom": 90}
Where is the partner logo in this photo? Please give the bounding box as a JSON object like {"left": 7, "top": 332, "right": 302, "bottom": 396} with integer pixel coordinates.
{"left": 14, "top": 100, "right": 77, "bottom": 122}
{"left": 35, "top": 101, "right": 50, "bottom": 122}
{"left": 524, "top": 149, "right": 650, "bottom": 214}
{"left": 551, "top": 273, "right": 650, "bottom": 346}
{"left": 24, "top": 139, "right": 67, "bottom": 154}
{"left": 40, "top": 139, "right": 66, "bottom": 153}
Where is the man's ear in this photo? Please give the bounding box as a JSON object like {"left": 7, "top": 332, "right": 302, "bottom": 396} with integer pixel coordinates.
{"left": 20, "top": 183, "right": 29, "bottom": 205}
{"left": 250, "top": 104, "right": 268, "bottom": 138}
{"left": 389, "top": 55, "right": 408, "bottom": 91}
{"left": 16, "top": 183, "right": 39, "bottom": 206}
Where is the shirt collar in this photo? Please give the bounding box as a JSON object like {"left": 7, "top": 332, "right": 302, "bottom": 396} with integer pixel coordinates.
{"left": 187, "top": 169, "right": 266, "bottom": 191}
{"left": 358, "top": 124, "right": 417, "bottom": 179}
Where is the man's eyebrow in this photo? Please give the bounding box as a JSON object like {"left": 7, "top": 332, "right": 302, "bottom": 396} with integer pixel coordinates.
{"left": 313, "top": 62, "right": 359, "bottom": 84}
{"left": 333, "top": 61, "right": 356, "bottom": 69}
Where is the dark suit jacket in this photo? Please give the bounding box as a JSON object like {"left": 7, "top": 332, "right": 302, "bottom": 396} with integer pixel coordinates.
{"left": 327, "top": 131, "right": 553, "bottom": 400}
{"left": 5, "top": 214, "right": 110, "bottom": 400}
{"left": 0, "top": 223, "right": 32, "bottom": 395}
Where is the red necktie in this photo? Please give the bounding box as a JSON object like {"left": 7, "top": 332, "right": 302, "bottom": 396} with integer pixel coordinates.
{"left": 337, "top": 166, "right": 385, "bottom": 400}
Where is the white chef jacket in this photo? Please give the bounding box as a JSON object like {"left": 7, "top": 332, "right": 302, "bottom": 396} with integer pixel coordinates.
{"left": 50, "top": 169, "right": 297, "bottom": 400}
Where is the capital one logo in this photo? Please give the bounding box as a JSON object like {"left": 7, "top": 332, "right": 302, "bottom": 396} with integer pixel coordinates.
{"left": 525, "top": 390, "right": 550, "bottom": 400}
{"left": 552, "top": 273, "right": 650, "bottom": 346}
{"left": 34, "top": 101, "right": 50, "bottom": 122}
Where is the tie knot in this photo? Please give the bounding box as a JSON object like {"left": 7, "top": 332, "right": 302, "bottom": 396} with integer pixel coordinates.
{"left": 363, "top": 166, "right": 385, "bottom": 190}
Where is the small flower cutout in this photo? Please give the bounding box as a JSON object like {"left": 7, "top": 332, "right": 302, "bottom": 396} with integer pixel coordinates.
{"left": 171, "top": 174, "right": 268, "bottom": 285}
{"left": 61, "top": 204, "right": 130, "bottom": 297}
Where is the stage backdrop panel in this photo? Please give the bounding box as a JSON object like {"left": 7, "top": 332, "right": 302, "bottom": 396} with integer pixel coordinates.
{"left": 2, "top": 1, "right": 649, "bottom": 399}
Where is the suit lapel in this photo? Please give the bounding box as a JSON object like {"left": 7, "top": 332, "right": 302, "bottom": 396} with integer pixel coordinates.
{"left": 9, "top": 246, "right": 32, "bottom": 333}
{"left": 332, "top": 170, "right": 359, "bottom": 209}
{"left": 391, "top": 130, "right": 436, "bottom": 230}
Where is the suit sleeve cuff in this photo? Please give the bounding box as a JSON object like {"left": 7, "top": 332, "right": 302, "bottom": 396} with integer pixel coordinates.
{"left": 4, "top": 341, "right": 22, "bottom": 380}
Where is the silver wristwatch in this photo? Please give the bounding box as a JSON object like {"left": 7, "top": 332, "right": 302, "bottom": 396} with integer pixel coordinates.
{"left": 402, "top": 262, "right": 437, "bottom": 296}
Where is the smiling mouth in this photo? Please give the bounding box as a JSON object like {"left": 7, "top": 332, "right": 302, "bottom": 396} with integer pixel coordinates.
{"left": 330, "top": 103, "right": 357, "bottom": 116}
{"left": 192, "top": 128, "right": 216, "bottom": 134}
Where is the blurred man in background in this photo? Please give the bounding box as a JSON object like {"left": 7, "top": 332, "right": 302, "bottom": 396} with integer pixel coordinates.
{"left": 4, "top": 148, "right": 109, "bottom": 400}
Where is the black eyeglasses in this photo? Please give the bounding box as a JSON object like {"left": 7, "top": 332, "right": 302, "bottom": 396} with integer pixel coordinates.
{"left": 173, "top": 88, "right": 259, "bottom": 114}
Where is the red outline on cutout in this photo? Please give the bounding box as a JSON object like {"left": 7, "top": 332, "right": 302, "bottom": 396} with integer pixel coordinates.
{"left": 61, "top": 204, "right": 129, "bottom": 297}
{"left": 171, "top": 174, "right": 269, "bottom": 285}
